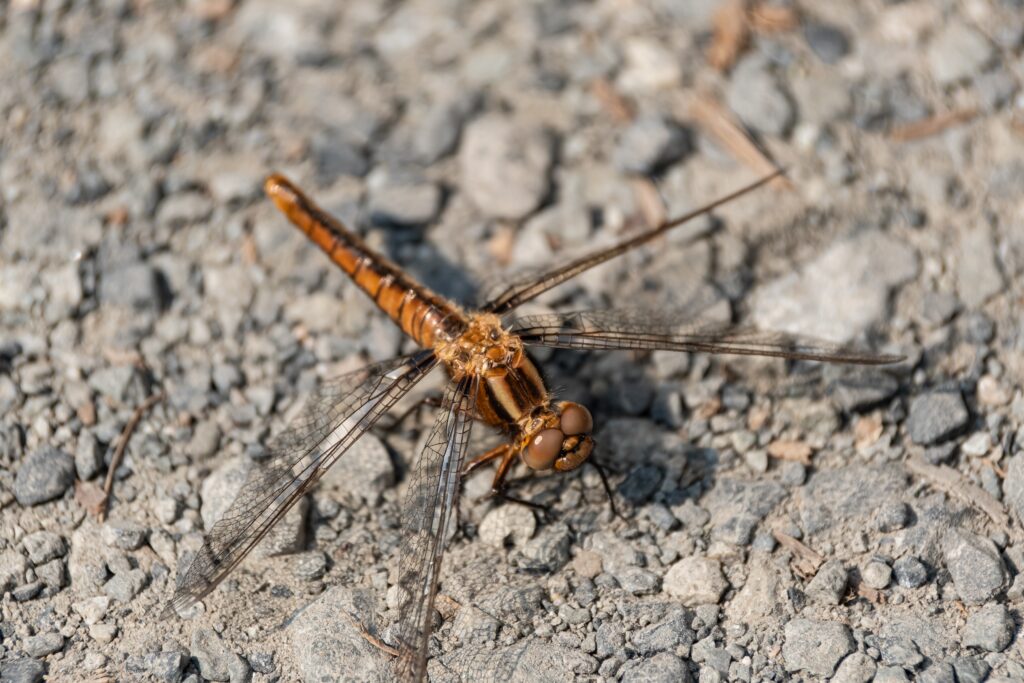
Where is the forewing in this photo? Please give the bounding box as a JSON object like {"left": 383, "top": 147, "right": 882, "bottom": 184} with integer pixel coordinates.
{"left": 394, "top": 375, "right": 478, "bottom": 682}
{"left": 481, "top": 171, "right": 782, "bottom": 315}
{"left": 511, "top": 309, "right": 903, "bottom": 364}
{"left": 165, "top": 350, "right": 438, "bottom": 617}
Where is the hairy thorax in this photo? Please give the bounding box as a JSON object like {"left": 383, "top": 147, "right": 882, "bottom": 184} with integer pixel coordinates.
{"left": 435, "top": 313, "right": 524, "bottom": 379}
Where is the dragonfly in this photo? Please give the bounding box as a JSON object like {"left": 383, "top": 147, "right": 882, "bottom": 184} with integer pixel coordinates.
{"left": 165, "top": 168, "right": 901, "bottom": 681}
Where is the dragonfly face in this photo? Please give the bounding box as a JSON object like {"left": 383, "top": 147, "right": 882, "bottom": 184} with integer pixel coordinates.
{"left": 521, "top": 401, "right": 595, "bottom": 472}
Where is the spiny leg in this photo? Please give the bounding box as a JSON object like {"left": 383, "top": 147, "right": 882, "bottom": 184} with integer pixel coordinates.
{"left": 589, "top": 460, "right": 622, "bottom": 519}
{"left": 488, "top": 445, "right": 549, "bottom": 512}
{"left": 462, "top": 443, "right": 512, "bottom": 477}
{"left": 462, "top": 443, "right": 548, "bottom": 512}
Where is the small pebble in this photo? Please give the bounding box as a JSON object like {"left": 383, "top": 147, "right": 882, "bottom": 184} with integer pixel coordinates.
{"left": 862, "top": 561, "right": 892, "bottom": 589}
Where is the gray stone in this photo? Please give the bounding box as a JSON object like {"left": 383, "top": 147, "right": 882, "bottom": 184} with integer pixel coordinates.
{"left": 126, "top": 651, "right": 188, "bottom": 683}
{"left": 862, "top": 560, "right": 892, "bottom": 589}
{"left": 804, "top": 22, "right": 850, "bottom": 64}
{"left": 478, "top": 504, "right": 536, "bottom": 549}
{"left": 1004, "top": 454, "right": 1024, "bottom": 523}
{"left": 612, "top": 115, "right": 689, "bottom": 175}
{"left": 21, "top": 633, "right": 63, "bottom": 657}
{"left": 621, "top": 652, "right": 691, "bottom": 683}
{"left": 962, "top": 603, "right": 1013, "bottom": 652}
{"left": 796, "top": 465, "right": 908, "bottom": 534}
{"left": 874, "top": 666, "right": 910, "bottom": 682}
{"left": 451, "top": 605, "right": 501, "bottom": 645}
{"left": 618, "top": 464, "right": 664, "bottom": 504}
{"left": 943, "top": 529, "right": 1006, "bottom": 604}
{"left": 782, "top": 619, "right": 855, "bottom": 677}
{"left": 832, "top": 652, "right": 876, "bottom": 683}
{"left": 957, "top": 228, "right": 1004, "bottom": 308}
{"left": 88, "top": 365, "right": 141, "bottom": 402}
{"left": 0, "top": 659, "right": 45, "bottom": 683}
{"left": 188, "top": 421, "right": 222, "bottom": 460}
{"left": 321, "top": 433, "right": 394, "bottom": 506}
{"left": 157, "top": 192, "right": 214, "bottom": 226}
{"left": 211, "top": 363, "right": 244, "bottom": 395}
{"left": 663, "top": 556, "right": 728, "bottom": 606}
{"left": 907, "top": 391, "right": 969, "bottom": 445}
{"left": 917, "top": 663, "right": 956, "bottom": 683}
{"left": 191, "top": 628, "right": 250, "bottom": 682}
{"left": 829, "top": 372, "right": 899, "bottom": 412}
{"left": 631, "top": 607, "right": 693, "bottom": 655}
{"left": 99, "top": 263, "right": 168, "bottom": 310}
{"left": 287, "top": 587, "right": 390, "bottom": 682}
{"left": 951, "top": 657, "right": 991, "bottom": 683}
{"left": 751, "top": 230, "right": 917, "bottom": 343}
{"left": 367, "top": 177, "right": 442, "bottom": 228}
{"left": 14, "top": 447, "right": 75, "bottom": 506}
{"left": 103, "top": 568, "right": 148, "bottom": 603}
{"left": 12, "top": 581, "right": 42, "bottom": 602}
{"left": 75, "top": 432, "right": 103, "bottom": 481}
{"left": 596, "top": 622, "right": 625, "bottom": 658}
{"left": 291, "top": 551, "right": 328, "bottom": 581}
{"left": 616, "top": 566, "right": 661, "bottom": 595}
{"left": 410, "top": 95, "right": 478, "bottom": 164}
{"left": 312, "top": 135, "right": 368, "bottom": 181}
{"left": 893, "top": 556, "right": 928, "bottom": 588}
{"left": 875, "top": 501, "right": 912, "bottom": 532}
{"left": 72, "top": 595, "right": 111, "bottom": 625}
{"left": 459, "top": 115, "right": 552, "bottom": 220}
{"left": 518, "top": 522, "right": 572, "bottom": 572}
{"left": 727, "top": 59, "right": 794, "bottom": 136}
{"left": 928, "top": 22, "right": 994, "bottom": 85}
{"left": 22, "top": 532, "right": 66, "bottom": 565}
{"left": 806, "top": 560, "right": 848, "bottom": 605}
{"left": 101, "top": 522, "right": 148, "bottom": 550}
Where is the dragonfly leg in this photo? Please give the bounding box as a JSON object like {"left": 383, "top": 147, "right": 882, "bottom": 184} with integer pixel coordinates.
{"left": 589, "top": 460, "right": 622, "bottom": 519}
{"left": 489, "top": 447, "right": 550, "bottom": 512}
{"left": 461, "top": 443, "right": 512, "bottom": 477}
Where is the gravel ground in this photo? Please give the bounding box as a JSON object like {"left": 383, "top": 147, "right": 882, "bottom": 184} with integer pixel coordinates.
{"left": 2, "top": 1, "right": 1024, "bottom": 681}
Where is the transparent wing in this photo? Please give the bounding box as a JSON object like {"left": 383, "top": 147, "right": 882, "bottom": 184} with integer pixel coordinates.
{"left": 511, "top": 309, "right": 903, "bottom": 364}
{"left": 394, "top": 374, "right": 478, "bottom": 682}
{"left": 165, "top": 350, "right": 438, "bottom": 617}
{"left": 481, "top": 171, "right": 782, "bottom": 315}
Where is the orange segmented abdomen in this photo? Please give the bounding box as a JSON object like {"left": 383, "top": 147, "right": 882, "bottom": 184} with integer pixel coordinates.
{"left": 265, "top": 174, "right": 466, "bottom": 348}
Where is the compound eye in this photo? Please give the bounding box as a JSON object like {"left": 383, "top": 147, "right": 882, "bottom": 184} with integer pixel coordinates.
{"left": 559, "top": 404, "right": 593, "bottom": 436}
{"left": 524, "top": 429, "right": 564, "bottom": 470}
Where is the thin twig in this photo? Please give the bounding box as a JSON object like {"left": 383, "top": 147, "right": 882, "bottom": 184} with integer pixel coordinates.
{"left": 689, "top": 94, "right": 794, "bottom": 191}
{"left": 905, "top": 455, "right": 1012, "bottom": 535}
{"left": 344, "top": 612, "right": 399, "bottom": 657}
{"left": 98, "top": 392, "right": 164, "bottom": 522}
{"left": 889, "top": 108, "right": 977, "bottom": 142}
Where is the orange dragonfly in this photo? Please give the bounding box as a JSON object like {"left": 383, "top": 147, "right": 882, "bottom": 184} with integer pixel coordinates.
{"left": 165, "top": 169, "right": 901, "bottom": 681}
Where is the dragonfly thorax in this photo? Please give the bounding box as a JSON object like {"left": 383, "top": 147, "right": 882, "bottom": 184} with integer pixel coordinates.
{"left": 436, "top": 312, "right": 523, "bottom": 378}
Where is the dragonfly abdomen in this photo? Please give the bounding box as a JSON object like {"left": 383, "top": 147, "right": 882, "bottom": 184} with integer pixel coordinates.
{"left": 265, "top": 175, "right": 465, "bottom": 348}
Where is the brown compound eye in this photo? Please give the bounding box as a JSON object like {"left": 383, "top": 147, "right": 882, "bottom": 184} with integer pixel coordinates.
{"left": 524, "top": 429, "right": 564, "bottom": 470}
{"left": 559, "top": 404, "right": 593, "bottom": 436}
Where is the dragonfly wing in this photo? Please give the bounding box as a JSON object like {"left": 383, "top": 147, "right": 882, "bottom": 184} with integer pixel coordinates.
{"left": 481, "top": 171, "right": 782, "bottom": 315}
{"left": 511, "top": 309, "right": 903, "bottom": 365}
{"left": 165, "top": 350, "right": 438, "bottom": 617}
{"left": 395, "top": 375, "right": 478, "bottom": 682}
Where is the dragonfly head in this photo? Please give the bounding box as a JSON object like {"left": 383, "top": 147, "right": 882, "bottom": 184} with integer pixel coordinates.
{"left": 522, "top": 402, "right": 594, "bottom": 472}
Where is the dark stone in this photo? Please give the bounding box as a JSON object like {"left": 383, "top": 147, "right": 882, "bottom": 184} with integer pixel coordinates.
{"left": 14, "top": 447, "right": 75, "bottom": 506}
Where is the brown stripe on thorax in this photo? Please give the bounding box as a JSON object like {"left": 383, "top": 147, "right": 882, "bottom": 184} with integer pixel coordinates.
{"left": 476, "top": 354, "right": 549, "bottom": 428}
{"left": 265, "top": 175, "right": 466, "bottom": 348}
